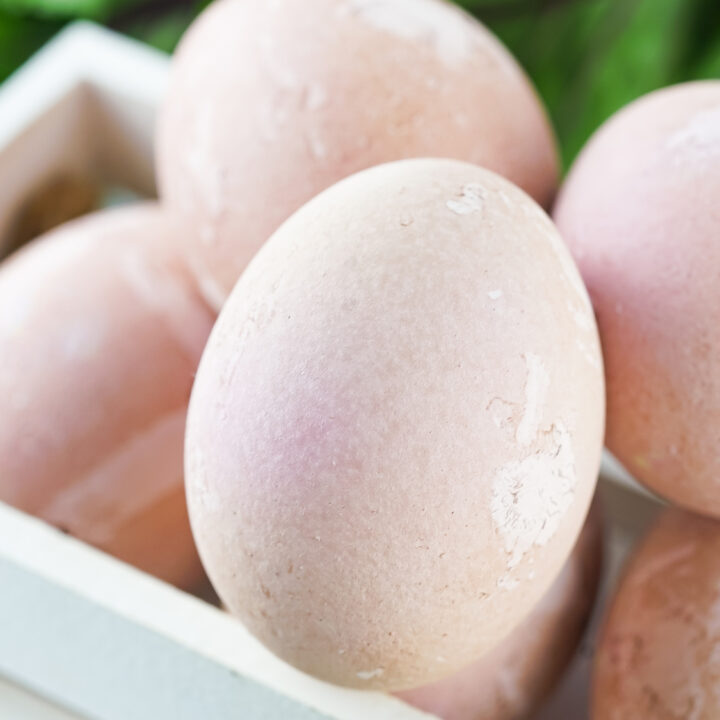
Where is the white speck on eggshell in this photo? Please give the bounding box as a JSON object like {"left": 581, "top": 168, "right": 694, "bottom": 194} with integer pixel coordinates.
{"left": 491, "top": 423, "right": 577, "bottom": 569}
{"left": 488, "top": 289, "right": 503, "bottom": 300}
{"left": 497, "top": 574, "right": 520, "bottom": 591}
{"left": 307, "top": 130, "right": 328, "bottom": 160}
{"left": 447, "top": 183, "right": 484, "bottom": 215}
{"left": 356, "top": 668, "right": 384, "bottom": 680}
{"left": 304, "top": 84, "right": 328, "bottom": 111}
{"left": 496, "top": 189, "right": 514, "bottom": 208}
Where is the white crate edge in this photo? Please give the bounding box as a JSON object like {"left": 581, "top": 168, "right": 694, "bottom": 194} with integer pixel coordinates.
{"left": 0, "top": 22, "right": 169, "bottom": 249}
{"left": 0, "top": 21, "right": 167, "bottom": 150}
{"left": 0, "top": 500, "right": 435, "bottom": 720}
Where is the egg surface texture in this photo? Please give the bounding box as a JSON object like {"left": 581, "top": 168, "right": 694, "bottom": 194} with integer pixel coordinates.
{"left": 157, "top": 0, "right": 558, "bottom": 308}
{"left": 398, "top": 498, "right": 603, "bottom": 720}
{"left": 185, "top": 159, "right": 605, "bottom": 690}
{"left": 554, "top": 81, "right": 720, "bottom": 518}
{"left": 0, "top": 206, "right": 215, "bottom": 589}
{"left": 593, "top": 508, "right": 720, "bottom": 720}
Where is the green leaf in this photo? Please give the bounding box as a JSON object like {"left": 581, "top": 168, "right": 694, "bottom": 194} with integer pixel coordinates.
{"left": 0, "top": 10, "right": 61, "bottom": 83}
{"left": 124, "top": 8, "right": 195, "bottom": 54}
{"left": 479, "top": 0, "right": 703, "bottom": 167}
{"left": 0, "top": 0, "right": 139, "bottom": 20}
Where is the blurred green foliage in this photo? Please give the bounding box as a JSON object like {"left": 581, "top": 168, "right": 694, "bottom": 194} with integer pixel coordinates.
{"left": 1, "top": 0, "right": 719, "bottom": 167}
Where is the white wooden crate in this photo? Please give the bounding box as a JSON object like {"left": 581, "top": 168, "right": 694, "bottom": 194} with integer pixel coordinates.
{"left": 0, "top": 23, "right": 662, "bottom": 720}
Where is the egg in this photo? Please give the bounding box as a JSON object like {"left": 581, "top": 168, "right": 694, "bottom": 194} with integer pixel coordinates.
{"left": 554, "top": 81, "right": 720, "bottom": 518}
{"left": 157, "top": 0, "right": 559, "bottom": 309}
{"left": 593, "top": 508, "right": 720, "bottom": 719}
{"left": 0, "top": 206, "right": 216, "bottom": 589}
{"left": 398, "top": 498, "right": 603, "bottom": 720}
{"left": 185, "top": 159, "right": 604, "bottom": 690}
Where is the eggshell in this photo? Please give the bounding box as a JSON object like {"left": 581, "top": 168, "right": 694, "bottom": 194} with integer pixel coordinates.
{"left": 185, "top": 159, "right": 604, "bottom": 690}
{"left": 157, "top": 0, "right": 559, "bottom": 308}
{"left": 398, "top": 498, "right": 603, "bottom": 720}
{"left": 554, "top": 81, "right": 720, "bottom": 518}
{"left": 593, "top": 508, "right": 720, "bottom": 719}
{"left": 0, "top": 206, "right": 216, "bottom": 589}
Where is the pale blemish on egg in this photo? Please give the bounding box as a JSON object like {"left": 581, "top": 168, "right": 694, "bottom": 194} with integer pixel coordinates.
{"left": 666, "top": 104, "right": 720, "bottom": 160}
{"left": 488, "top": 289, "right": 503, "bottom": 300}
{"left": 454, "top": 111, "right": 469, "bottom": 128}
{"left": 184, "top": 105, "right": 224, "bottom": 220}
{"left": 576, "top": 339, "right": 601, "bottom": 370}
{"left": 356, "top": 668, "right": 384, "bottom": 680}
{"left": 569, "top": 302, "right": 593, "bottom": 332}
{"left": 516, "top": 353, "right": 550, "bottom": 447}
{"left": 447, "top": 183, "right": 484, "bottom": 215}
{"left": 491, "top": 423, "right": 576, "bottom": 568}
{"left": 346, "top": 0, "right": 477, "bottom": 67}
{"left": 307, "top": 130, "right": 328, "bottom": 160}
{"left": 497, "top": 574, "right": 520, "bottom": 591}
{"left": 61, "top": 320, "right": 104, "bottom": 361}
{"left": 496, "top": 189, "right": 514, "bottom": 209}
{"left": 497, "top": 666, "right": 527, "bottom": 709}
{"left": 304, "top": 84, "right": 328, "bottom": 111}
{"left": 259, "top": 38, "right": 300, "bottom": 90}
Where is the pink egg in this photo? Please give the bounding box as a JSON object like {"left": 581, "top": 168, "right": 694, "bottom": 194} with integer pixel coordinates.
{"left": 185, "top": 159, "right": 604, "bottom": 690}
{"left": 593, "top": 508, "right": 720, "bottom": 719}
{"left": 0, "top": 206, "right": 215, "bottom": 589}
{"left": 157, "top": 0, "right": 558, "bottom": 308}
{"left": 554, "top": 81, "right": 720, "bottom": 518}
